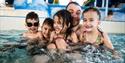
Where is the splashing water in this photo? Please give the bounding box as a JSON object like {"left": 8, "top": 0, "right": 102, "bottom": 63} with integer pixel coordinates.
{"left": 0, "top": 30, "right": 125, "bottom": 63}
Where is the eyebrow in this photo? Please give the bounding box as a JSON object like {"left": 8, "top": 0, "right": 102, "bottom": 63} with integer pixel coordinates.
{"left": 68, "top": 9, "right": 73, "bottom": 11}
{"left": 77, "top": 10, "right": 81, "bottom": 13}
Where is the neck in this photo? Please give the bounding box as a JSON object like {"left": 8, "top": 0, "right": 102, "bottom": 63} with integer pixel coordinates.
{"left": 72, "top": 25, "right": 79, "bottom": 32}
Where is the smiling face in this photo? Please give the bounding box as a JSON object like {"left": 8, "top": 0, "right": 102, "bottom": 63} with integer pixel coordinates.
{"left": 41, "top": 24, "right": 52, "bottom": 39}
{"left": 67, "top": 3, "right": 81, "bottom": 26}
{"left": 26, "top": 19, "right": 39, "bottom": 33}
{"left": 82, "top": 11, "right": 100, "bottom": 32}
{"left": 53, "top": 16, "right": 63, "bottom": 34}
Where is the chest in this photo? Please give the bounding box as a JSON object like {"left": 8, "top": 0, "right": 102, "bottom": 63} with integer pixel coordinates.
{"left": 26, "top": 34, "right": 39, "bottom": 39}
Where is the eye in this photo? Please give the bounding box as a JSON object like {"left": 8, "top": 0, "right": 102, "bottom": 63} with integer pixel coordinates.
{"left": 68, "top": 9, "right": 73, "bottom": 14}
{"left": 90, "top": 19, "right": 94, "bottom": 22}
{"left": 76, "top": 12, "right": 80, "bottom": 15}
{"left": 44, "top": 28, "right": 47, "bottom": 30}
{"left": 83, "top": 18, "right": 87, "bottom": 22}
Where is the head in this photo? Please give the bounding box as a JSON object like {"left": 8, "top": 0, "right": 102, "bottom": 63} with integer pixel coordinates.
{"left": 66, "top": 2, "right": 82, "bottom": 27}
{"left": 108, "top": 10, "right": 113, "bottom": 16}
{"left": 82, "top": 7, "right": 101, "bottom": 32}
{"left": 53, "top": 9, "right": 72, "bottom": 34}
{"left": 41, "top": 18, "right": 54, "bottom": 38}
{"left": 25, "top": 12, "right": 39, "bottom": 33}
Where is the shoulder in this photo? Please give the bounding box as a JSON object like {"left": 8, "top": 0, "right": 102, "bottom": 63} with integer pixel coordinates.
{"left": 37, "top": 31, "right": 44, "bottom": 38}
{"left": 102, "top": 32, "right": 109, "bottom": 39}
{"left": 51, "top": 31, "right": 56, "bottom": 36}
{"left": 102, "top": 32, "right": 114, "bottom": 49}
{"left": 50, "top": 31, "right": 56, "bottom": 38}
{"left": 37, "top": 31, "right": 42, "bottom": 35}
{"left": 76, "top": 24, "right": 83, "bottom": 36}
{"left": 22, "top": 32, "right": 28, "bottom": 38}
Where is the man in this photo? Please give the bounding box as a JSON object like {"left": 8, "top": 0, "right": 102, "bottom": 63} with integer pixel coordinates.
{"left": 66, "top": 2, "right": 82, "bottom": 36}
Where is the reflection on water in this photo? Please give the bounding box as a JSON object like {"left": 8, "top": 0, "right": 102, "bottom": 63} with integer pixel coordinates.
{"left": 0, "top": 30, "right": 125, "bottom": 63}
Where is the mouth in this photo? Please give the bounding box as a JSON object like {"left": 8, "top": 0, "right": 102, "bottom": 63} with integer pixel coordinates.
{"left": 85, "top": 25, "right": 93, "bottom": 29}
{"left": 54, "top": 27, "right": 61, "bottom": 31}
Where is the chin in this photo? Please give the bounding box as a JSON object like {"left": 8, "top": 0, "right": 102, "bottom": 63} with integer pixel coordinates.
{"left": 55, "top": 31, "right": 60, "bottom": 34}
{"left": 86, "top": 29, "right": 92, "bottom": 32}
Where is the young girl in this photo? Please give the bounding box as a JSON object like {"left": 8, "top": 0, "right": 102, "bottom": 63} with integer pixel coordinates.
{"left": 79, "top": 7, "right": 114, "bottom": 49}
{"left": 47, "top": 9, "right": 78, "bottom": 53}
{"left": 78, "top": 7, "right": 121, "bottom": 58}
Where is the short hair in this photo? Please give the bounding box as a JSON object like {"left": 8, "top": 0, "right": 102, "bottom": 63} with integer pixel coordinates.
{"left": 108, "top": 10, "right": 113, "bottom": 15}
{"left": 82, "top": 7, "right": 101, "bottom": 20}
{"left": 42, "top": 18, "right": 54, "bottom": 30}
{"left": 25, "top": 12, "right": 39, "bottom": 23}
{"left": 66, "top": 2, "right": 80, "bottom": 9}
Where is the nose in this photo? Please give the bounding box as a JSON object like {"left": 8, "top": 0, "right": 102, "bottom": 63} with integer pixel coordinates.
{"left": 45, "top": 29, "right": 49, "bottom": 34}
{"left": 84, "top": 21, "right": 90, "bottom": 25}
{"left": 72, "top": 13, "right": 78, "bottom": 18}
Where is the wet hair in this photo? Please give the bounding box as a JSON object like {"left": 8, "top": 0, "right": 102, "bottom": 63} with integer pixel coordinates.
{"left": 42, "top": 18, "right": 54, "bottom": 30}
{"left": 108, "top": 10, "right": 113, "bottom": 15}
{"left": 82, "top": 7, "right": 101, "bottom": 20}
{"left": 53, "top": 9, "right": 73, "bottom": 33}
{"left": 25, "top": 12, "right": 39, "bottom": 23}
{"left": 66, "top": 2, "right": 80, "bottom": 9}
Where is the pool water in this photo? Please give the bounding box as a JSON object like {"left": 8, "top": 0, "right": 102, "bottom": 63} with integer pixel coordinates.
{"left": 0, "top": 30, "right": 125, "bottom": 63}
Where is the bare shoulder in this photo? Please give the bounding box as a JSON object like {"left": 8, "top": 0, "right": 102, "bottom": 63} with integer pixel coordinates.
{"left": 22, "top": 32, "right": 28, "bottom": 37}
{"left": 49, "top": 31, "right": 55, "bottom": 42}
{"left": 71, "top": 31, "right": 77, "bottom": 36}
{"left": 37, "top": 31, "right": 42, "bottom": 35}
{"left": 50, "top": 31, "right": 56, "bottom": 36}
{"left": 102, "top": 32, "right": 114, "bottom": 49}
{"left": 76, "top": 24, "right": 83, "bottom": 35}
{"left": 102, "top": 32, "right": 110, "bottom": 39}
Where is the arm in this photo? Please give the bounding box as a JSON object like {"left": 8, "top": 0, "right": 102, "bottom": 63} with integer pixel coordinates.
{"left": 103, "top": 32, "right": 114, "bottom": 50}
{"left": 71, "top": 32, "right": 79, "bottom": 43}
{"left": 49, "top": 31, "right": 55, "bottom": 43}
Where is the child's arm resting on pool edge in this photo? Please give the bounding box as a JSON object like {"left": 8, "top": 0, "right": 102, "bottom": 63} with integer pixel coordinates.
{"left": 103, "top": 32, "right": 114, "bottom": 50}
{"left": 103, "top": 32, "right": 121, "bottom": 58}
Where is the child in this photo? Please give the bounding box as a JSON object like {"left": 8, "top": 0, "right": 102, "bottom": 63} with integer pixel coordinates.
{"left": 47, "top": 9, "right": 78, "bottom": 53}
{"left": 31, "top": 18, "right": 54, "bottom": 63}
{"left": 38, "top": 18, "right": 54, "bottom": 48}
{"left": 105, "top": 10, "right": 113, "bottom": 21}
{"left": 22, "top": 11, "right": 41, "bottom": 40}
{"left": 79, "top": 7, "right": 121, "bottom": 57}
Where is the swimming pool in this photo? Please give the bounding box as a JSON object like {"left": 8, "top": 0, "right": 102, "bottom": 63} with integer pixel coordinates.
{"left": 0, "top": 30, "right": 125, "bottom": 63}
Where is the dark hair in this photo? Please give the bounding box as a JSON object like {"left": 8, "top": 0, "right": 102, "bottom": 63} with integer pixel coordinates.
{"left": 82, "top": 7, "right": 101, "bottom": 20}
{"left": 53, "top": 9, "right": 72, "bottom": 33}
{"left": 25, "top": 12, "right": 39, "bottom": 23}
{"left": 42, "top": 18, "right": 54, "bottom": 30}
{"left": 108, "top": 10, "right": 113, "bottom": 15}
{"left": 66, "top": 2, "right": 80, "bottom": 9}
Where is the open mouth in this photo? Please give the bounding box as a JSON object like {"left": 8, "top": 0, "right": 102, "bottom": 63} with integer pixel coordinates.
{"left": 85, "top": 25, "right": 93, "bottom": 29}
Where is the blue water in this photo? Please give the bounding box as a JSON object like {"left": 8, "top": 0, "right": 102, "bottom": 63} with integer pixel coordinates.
{"left": 0, "top": 30, "right": 125, "bottom": 63}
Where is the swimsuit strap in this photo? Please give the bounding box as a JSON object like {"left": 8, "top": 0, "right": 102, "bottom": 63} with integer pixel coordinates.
{"left": 95, "top": 29, "right": 104, "bottom": 45}
{"left": 95, "top": 34, "right": 102, "bottom": 45}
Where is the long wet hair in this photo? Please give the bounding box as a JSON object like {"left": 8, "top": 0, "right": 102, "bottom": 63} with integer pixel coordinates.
{"left": 53, "top": 9, "right": 73, "bottom": 36}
